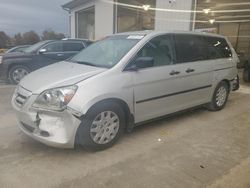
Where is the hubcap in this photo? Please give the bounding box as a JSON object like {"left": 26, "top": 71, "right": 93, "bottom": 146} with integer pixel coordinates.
{"left": 12, "top": 68, "right": 29, "bottom": 83}
{"left": 90, "top": 111, "right": 120, "bottom": 144}
{"left": 216, "top": 86, "right": 227, "bottom": 107}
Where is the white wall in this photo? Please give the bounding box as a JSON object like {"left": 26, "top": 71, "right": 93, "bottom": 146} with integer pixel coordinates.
{"left": 219, "top": 23, "right": 239, "bottom": 47}
{"left": 155, "top": 0, "right": 193, "bottom": 31}
{"left": 69, "top": 13, "right": 75, "bottom": 38}
{"left": 95, "top": 0, "right": 114, "bottom": 39}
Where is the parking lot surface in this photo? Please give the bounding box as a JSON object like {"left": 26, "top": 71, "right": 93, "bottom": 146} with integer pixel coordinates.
{"left": 0, "top": 84, "right": 250, "bottom": 188}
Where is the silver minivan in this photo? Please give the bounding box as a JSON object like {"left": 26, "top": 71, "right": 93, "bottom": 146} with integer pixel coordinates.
{"left": 12, "top": 31, "right": 239, "bottom": 150}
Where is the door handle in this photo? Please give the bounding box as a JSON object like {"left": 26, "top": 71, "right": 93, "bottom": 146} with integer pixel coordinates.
{"left": 186, "top": 68, "right": 195, "bottom": 73}
{"left": 57, "top": 54, "right": 64, "bottom": 57}
{"left": 170, "top": 70, "right": 180, "bottom": 76}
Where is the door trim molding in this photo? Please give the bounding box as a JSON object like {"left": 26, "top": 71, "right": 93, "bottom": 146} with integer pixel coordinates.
{"left": 136, "top": 85, "right": 212, "bottom": 104}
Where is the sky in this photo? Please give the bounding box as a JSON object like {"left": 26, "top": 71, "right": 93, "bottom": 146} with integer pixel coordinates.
{"left": 0, "top": 0, "right": 70, "bottom": 36}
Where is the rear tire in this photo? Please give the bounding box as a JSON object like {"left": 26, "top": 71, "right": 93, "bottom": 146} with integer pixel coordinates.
{"left": 9, "top": 65, "right": 30, "bottom": 84}
{"left": 207, "top": 81, "right": 229, "bottom": 111}
{"left": 75, "top": 101, "right": 125, "bottom": 151}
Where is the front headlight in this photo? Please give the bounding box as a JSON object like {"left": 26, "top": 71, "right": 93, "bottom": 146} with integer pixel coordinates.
{"left": 33, "top": 85, "right": 78, "bottom": 111}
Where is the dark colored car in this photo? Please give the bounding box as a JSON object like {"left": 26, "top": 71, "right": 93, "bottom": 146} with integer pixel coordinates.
{"left": 0, "top": 39, "right": 92, "bottom": 84}
{"left": 5, "top": 45, "right": 31, "bottom": 54}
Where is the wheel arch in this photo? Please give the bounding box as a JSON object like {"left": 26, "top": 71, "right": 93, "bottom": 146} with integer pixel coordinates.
{"left": 221, "top": 79, "right": 231, "bottom": 91}
{"left": 84, "top": 98, "right": 134, "bottom": 132}
{"left": 74, "top": 97, "right": 135, "bottom": 147}
{"left": 7, "top": 63, "right": 31, "bottom": 78}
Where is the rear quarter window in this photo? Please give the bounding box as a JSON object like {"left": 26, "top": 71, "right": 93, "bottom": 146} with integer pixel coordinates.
{"left": 204, "top": 37, "right": 232, "bottom": 59}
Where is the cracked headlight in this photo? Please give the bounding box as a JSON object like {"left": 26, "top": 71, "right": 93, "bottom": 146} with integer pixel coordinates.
{"left": 33, "top": 85, "right": 78, "bottom": 111}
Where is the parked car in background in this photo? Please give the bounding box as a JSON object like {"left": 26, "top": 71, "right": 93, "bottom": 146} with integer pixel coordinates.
{"left": 0, "top": 39, "right": 92, "bottom": 84}
{"left": 12, "top": 31, "right": 239, "bottom": 150}
{"left": 5, "top": 45, "right": 31, "bottom": 54}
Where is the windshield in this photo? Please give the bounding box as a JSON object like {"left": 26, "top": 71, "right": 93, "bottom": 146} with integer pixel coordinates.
{"left": 23, "top": 41, "right": 50, "bottom": 53}
{"left": 70, "top": 35, "right": 143, "bottom": 68}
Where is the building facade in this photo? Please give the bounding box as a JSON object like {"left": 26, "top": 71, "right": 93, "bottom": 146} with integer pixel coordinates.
{"left": 62, "top": 0, "right": 195, "bottom": 40}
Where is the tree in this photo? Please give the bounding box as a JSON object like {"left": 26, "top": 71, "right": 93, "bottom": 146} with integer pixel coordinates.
{"left": 22, "top": 31, "right": 40, "bottom": 45}
{"left": 13, "top": 33, "right": 24, "bottom": 45}
{"left": 41, "top": 29, "right": 65, "bottom": 40}
{"left": 0, "top": 31, "right": 10, "bottom": 48}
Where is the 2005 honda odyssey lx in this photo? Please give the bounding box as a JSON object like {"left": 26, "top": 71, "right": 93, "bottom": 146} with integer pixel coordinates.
{"left": 12, "top": 31, "right": 239, "bottom": 150}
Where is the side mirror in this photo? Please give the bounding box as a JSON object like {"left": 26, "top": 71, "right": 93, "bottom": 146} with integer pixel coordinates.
{"left": 39, "top": 48, "right": 47, "bottom": 54}
{"left": 126, "top": 57, "right": 154, "bottom": 71}
{"left": 135, "top": 57, "right": 154, "bottom": 69}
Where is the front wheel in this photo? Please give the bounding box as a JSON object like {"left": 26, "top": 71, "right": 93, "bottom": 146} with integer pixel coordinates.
{"left": 9, "top": 65, "right": 30, "bottom": 84}
{"left": 76, "top": 101, "right": 125, "bottom": 151}
{"left": 207, "top": 81, "right": 229, "bottom": 111}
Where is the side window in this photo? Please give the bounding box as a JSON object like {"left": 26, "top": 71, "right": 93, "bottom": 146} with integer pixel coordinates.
{"left": 135, "top": 35, "right": 175, "bottom": 67}
{"left": 63, "top": 42, "right": 84, "bottom": 52}
{"left": 204, "top": 37, "right": 232, "bottom": 58}
{"left": 174, "top": 34, "right": 209, "bottom": 63}
{"left": 43, "top": 42, "right": 63, "bottom": 52}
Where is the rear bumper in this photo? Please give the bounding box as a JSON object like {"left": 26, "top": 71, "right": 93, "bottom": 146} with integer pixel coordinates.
{"left": 231, "top": 75, "right": 240, "bottom": 91}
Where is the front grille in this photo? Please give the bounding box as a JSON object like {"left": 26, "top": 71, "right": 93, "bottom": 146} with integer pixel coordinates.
{"left": 14, "top": 86, "right": 32, "bottom": 108}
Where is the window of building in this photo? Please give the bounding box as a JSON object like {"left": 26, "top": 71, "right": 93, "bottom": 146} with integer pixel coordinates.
{"left": 116, "top": 0, "right": 156, "bottom": 33}
{"left": 76, "top": 7, "right": 95, "bottom": 40}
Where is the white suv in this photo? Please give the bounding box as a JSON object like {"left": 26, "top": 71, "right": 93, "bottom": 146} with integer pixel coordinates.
{"left": 12, "top": 31, "right": 239, "bottom": 150}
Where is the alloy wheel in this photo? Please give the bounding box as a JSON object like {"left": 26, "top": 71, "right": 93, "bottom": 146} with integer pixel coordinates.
{"left": 90, "top": 111, "right": 120, "bottom": 144}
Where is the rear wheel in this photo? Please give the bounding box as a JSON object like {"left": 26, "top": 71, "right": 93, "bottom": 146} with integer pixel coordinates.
{"left": 207, "top": 81, "right": 229, "bottom": 111}
{"left": 76, "top": 101, "right": 125, "bottom": 151}
{"left": 9, "top": 65, "right": 30, "bottom": 84}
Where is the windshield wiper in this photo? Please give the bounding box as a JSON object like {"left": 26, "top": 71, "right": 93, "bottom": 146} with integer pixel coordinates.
{"left": 69, "top": 60, "right": 96, "bottom": 66}
{"left": 70, "top": 60, "right": 109, "bottom": 68}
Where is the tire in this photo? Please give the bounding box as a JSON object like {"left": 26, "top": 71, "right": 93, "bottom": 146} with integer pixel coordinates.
{"left": 76, "top": 101, "right": 125, "bottom": 151}
{"left": 9, "top": 65, "right": 30, "bottom": 84}
{"left": 207, "top": 81, "right": 229, "bottom": 111}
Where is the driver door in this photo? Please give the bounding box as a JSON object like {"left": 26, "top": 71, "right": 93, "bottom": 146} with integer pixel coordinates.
{"left": 36, "top": 41, "right": 64, "bottom": 69}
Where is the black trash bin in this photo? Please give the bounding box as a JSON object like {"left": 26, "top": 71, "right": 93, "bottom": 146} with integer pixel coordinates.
{"left": 243, "top": 63, "right": 250, "bottom": 82}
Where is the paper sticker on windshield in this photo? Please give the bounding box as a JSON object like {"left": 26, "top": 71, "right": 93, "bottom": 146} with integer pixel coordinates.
{"left": 127, "top": 35, "right": 144, "bottom": 40}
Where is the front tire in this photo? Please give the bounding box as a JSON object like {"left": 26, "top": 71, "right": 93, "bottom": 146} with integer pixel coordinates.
{"left": 76, "top": 101, "right": 125, "bottom": 151}
{"left": 207, "top": 81, "right": 229, "bottom": 111}
{"left": 9, "top": 65, "right": 30, "bottom": 84}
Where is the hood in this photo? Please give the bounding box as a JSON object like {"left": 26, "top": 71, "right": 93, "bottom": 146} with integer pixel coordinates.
{"left": 20, "top": 61, "right": 107, "bottom": 94}
{"left": 3, "top": 52, "right": 31, "bottom": 60}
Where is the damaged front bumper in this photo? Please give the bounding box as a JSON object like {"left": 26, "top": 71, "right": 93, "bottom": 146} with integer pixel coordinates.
{"left": 11, "top": 86, "right": 82, "bottom": 148}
